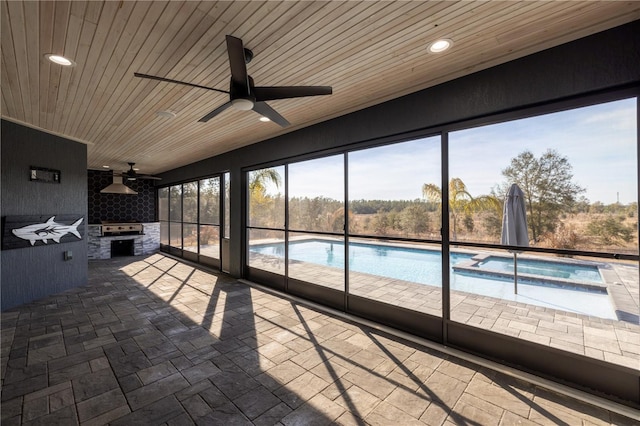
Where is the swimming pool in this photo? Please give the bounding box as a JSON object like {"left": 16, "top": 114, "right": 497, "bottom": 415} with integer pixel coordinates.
{"left": 250, "top": 239, "right": 615, "bottom": 319}
{"left": 476, "top": 257, "right": 602, "bottom": 284}
{"left": 253, "top": 239, "right": 473, "bottom": 285}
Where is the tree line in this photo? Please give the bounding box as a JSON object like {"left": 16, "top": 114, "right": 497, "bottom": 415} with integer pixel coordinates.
{"left": 248, "top": 149, "right": 637, "bottom": 250}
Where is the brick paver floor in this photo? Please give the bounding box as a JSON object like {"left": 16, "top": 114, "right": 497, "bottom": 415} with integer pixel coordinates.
{"left": 1, "top": 253, "right": 638, "bottom": 425}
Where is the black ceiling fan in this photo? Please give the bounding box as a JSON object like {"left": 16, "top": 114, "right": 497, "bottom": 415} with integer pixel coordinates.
{"left": 117, "top": 163, "right": 162, "bottom": 181}
{"left": 134, "top": 35, "right": 332, "bottom": 127}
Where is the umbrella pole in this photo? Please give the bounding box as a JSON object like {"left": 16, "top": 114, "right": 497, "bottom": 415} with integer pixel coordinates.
{"left": 513, "top": 252, "right": 518, "bottom": 294}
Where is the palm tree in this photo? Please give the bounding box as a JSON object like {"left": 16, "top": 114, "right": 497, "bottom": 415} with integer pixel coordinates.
{"left": 422, "top": 177, "right": 501, "bottom": 240}
{"left": 248, "top": 168, "right": 283, "bottom": 228}
{"left": 327, "top": 206, "right": 355, "bottom": 233}
{"left": 249, "top": 168, "right": 282, "bottom": 194}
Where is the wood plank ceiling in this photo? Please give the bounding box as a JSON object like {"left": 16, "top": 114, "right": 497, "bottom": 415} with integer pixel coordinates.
{"left": 2, "top": 1, "right": 639, "bottom": 175}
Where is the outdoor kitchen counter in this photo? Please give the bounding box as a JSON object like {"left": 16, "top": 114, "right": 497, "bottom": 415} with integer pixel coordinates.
{"left": 87, "top": 222, "right": 160, "bottom": 260}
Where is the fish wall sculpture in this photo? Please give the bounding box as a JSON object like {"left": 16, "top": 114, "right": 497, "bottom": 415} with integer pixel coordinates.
{"left": 12, "top": 216, "right": 83, "bottom": 245}
{"left": 2, "top": 215, "right": 85, "bottom": 250}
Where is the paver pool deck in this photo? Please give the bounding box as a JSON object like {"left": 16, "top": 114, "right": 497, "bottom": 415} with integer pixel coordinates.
{"left": 252, "top": 252, "right": 640, "bottom": 371}
{"left": 1, "top": 253, "right": 638, "bottom": 425}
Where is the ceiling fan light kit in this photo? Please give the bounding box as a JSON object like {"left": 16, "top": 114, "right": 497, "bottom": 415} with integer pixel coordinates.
{"left": 231, "top": 98, "right": 254, "bottom": 111}
{"left": 135, "top": 35, "right": 332, "bottom": 127}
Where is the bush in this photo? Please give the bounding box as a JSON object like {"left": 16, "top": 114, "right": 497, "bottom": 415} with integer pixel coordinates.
{"left": 200, "top": 227, "right": 217, "bottom": 245}
{"left": 481, "top": 211, "right": 502, "bottom": 239}
{"left": 463, "top": 214, "right": 474, "bottom": 233}
{"left": 544, "top": 222, "right": 579, "bottom": 251}
{"left": 586, "top": 217, "right": 633, "bottom": 246}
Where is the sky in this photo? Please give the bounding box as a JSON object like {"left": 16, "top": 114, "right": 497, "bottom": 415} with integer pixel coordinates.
{"left": 262, "top": 97, "right": 638, "bottom": 205}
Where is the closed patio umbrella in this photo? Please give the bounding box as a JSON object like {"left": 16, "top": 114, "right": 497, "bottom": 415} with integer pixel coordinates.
{"left": 501, "top": 184, "right": 529, "bottom": 293}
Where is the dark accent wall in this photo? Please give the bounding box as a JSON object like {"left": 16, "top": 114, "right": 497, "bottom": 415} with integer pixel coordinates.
{"left": 1, "top": 120, "right": 88, "bottom": 311}
{"left": 159, "top": 21, "right": 640, "bottom": 278}
{"left": 88, "top": 170, "right": 155, "bottom": 224}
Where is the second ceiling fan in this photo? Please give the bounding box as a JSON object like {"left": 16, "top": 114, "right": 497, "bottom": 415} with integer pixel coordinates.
{"left": 135, "top": 35, "right": 332, "bottom": 127}
{"left": 116, "top": 163, "right": 162, "bottom": 181}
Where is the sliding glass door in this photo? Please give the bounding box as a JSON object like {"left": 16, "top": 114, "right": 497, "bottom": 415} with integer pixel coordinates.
{"left": 246, "top": 166, "right": 286, "bottom": 288}
{"left": 347, "top": 138, "right": 441, "bottom": 310}
{"left": 243, "top": 94, "right": 638, "bottom": 363}
{"left": 447, "top": 97, "right": 639, "bottom": 371}
{"left": 288, "top": 155, "right": 345, "bottom": 308}
{"left": 244, "top": 136, "right": 443, "bottom": 330}
{"left": 199, "top": 177, "right": 221, "bottom": 267}
{"left": 158, "top": 174, "right": 224, "bottom": 269}
{"left": 169, "top": 185, "right": 182, "bottom": 256}
{"left": 346, "top": 138, "right": 443, "bottom": 337}
{"left": 182, "top": 182, "right": 198, "bottom": 261}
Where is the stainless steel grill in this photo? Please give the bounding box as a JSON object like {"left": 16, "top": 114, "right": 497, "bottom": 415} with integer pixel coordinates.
{"left": 100, "top": 221, "right": 143, "bottom": 236}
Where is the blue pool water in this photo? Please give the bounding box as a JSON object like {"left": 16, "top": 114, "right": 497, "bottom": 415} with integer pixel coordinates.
{"left": 252, "top": 239, "right": 602, "bottom": 285}
{"left": 478, "top": 257, "right": 602, "bottom": 284}
{"left": 282, "top": 240, "right": 472, "bottom": 285}
{"left": 250, "top": 239, "right": 616, "bottom": 319}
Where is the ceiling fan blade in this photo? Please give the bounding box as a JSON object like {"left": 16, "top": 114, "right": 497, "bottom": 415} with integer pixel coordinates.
{"left": 252, "top": 102, "right": 290, "bottom": 127}
{"left": 134, "top": 72, "right": 229, "bottom": 94}
{"left": 253, "top": 86, "right": 332, "bottom": 102}
{"left": 226, "top": 35, "right": 249, "bottom": 91}
{"left": 116, "top": 170, "right": 162, "bottom": 180}
{"left": 199, "top": 101, "right": 233, "bottom": 123}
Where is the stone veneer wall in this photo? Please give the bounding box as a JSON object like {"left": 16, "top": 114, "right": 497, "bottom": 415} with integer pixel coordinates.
{"left": 88, "top": 222, "right": 160, "bottom": 260}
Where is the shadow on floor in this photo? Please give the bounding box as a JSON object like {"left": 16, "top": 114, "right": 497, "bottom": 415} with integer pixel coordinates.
{"left": 0, "top": 254, "right": 633, "bottom": 425}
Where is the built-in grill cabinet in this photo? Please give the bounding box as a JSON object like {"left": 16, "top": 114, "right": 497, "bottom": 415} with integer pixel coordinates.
{"left": 100, "top": 221, "right": 143, "bottom": 236}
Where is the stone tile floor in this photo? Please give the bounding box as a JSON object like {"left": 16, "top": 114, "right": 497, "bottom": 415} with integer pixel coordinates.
{"left": 1, "top": 253, "right": 639, "bottom": 425}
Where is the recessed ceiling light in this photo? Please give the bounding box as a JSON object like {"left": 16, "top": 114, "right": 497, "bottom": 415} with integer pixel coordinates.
{"left": 156, "top": 110, "right": 176, "bottom": 118}
{"left": 102, "top": 165, "right": 110, "bottom": 169}
{"left": 428, "top": 39, "right": 453, "bottom": 53}
{"left": 44, "top": 54, "right": 76, "bottom": 66}
{"left": 259, "top": 116, "right": 271, "bottom": 122}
